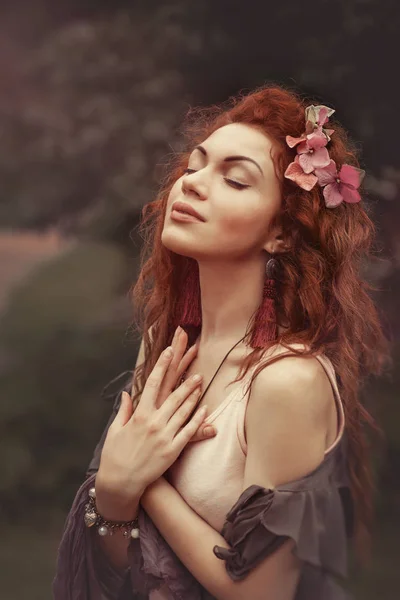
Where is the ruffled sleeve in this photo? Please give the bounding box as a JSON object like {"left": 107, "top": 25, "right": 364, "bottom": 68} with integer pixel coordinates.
{"left": 213, "top": 439, "right": 354, "bottom": 600}
{"left": 129, "top": 505, "right": 205, "bottom": 599}
{"left": 52, "top": 472, "right": 134, "bottom": 599}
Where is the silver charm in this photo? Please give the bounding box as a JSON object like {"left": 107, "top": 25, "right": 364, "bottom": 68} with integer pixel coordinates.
{"left": 84, "top": 511, "right": 97, "bottom": 528}
{"left": 98, "top": 525, "right": 109, "bottom": 536}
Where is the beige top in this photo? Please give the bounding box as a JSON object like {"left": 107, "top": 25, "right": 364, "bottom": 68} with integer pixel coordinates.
{"left": 77, "top": 344, "right": 351, "bottom": 600}
{"left": 166, "top": 344, "right": 344, "bottom": 533}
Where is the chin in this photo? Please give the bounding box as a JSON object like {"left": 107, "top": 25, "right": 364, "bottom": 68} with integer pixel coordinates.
{"left": 161, "top": 226, "right": 197, "bottom": 259}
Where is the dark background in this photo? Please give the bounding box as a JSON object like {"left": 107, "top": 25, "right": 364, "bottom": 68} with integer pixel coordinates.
{"left": 0, "top": 1, "right": 399, "bottom": 598}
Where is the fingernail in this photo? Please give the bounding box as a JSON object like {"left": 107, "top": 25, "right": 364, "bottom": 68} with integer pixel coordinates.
{"left": 177, "top": 326, "right": 183, "bottom": 337}
{"left": 204, "top": 426, "right": 216, "bottom": 437}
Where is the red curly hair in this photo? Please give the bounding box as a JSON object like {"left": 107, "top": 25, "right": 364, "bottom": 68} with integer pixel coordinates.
{"left": 130, "top": 83, "right": 392, "bottom": 558}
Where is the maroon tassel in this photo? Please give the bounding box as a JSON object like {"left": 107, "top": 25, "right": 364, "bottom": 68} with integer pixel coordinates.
{"left": 250, "top": 277, "right": 277, "bottom": 348}
{"left": 175, "top": 260, "right": 202, "bottom": 328}
{"left": 175, "top": 257, "right": 278, "bottom": 348}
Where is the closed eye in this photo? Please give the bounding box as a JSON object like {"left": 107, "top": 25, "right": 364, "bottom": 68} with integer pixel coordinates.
{"left": 183, "top": 168, "right": 250, "bottom": 190}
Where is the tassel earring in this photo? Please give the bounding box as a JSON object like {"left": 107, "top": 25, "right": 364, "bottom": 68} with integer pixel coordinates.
{"left": 175, "top": 259, "right": 202, "bottom": 328}
{"left": 250, "top": 253, "right": 279, "bottom": 348}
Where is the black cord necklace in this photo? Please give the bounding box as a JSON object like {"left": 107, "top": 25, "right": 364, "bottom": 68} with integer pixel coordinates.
{"left": 180, "top": 333, "right": 248, "bottom": 403}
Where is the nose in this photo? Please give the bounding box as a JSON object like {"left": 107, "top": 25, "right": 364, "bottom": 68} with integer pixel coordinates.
{"left": 181, "top": 172, "right": 206, "bottom": 200}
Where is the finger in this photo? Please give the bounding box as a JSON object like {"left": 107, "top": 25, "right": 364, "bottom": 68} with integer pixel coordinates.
{"left": 160, "top": 373, "right": 203, "bottom": 422}
{"left": 165, "top": 327, "right": 195, "bottom": 382}
{"left": 157, "top": 331, "right": 199, "bottom": 409}
{"left": 172, "top": 404, "right": 209, "bottom": 450}
{"left": 176, "top": 342, "right": 199, "bottom": 380}
{"left": 141, "top": 346, "right": 174, "bottom": 409}
{"left": 188, "top": 424, "right": 217, "bottom": 443}
{"left": 157, "top": 328, "right": 187, "bottom": 403}
{"left": 161, "top": 341, "right": 198, "bottom": 399}
{"left": 113, "top": 391, "right": 134, "bottom": 427}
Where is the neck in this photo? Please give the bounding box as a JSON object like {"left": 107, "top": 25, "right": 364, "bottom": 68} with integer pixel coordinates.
{"left": 196, "top": 257, "right": 265, "bottom": 348}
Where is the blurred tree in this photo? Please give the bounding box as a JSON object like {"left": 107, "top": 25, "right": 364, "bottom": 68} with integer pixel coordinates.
{"left": 0, "top": 241, "right": 137, "bottom": 514}
{"left": 0, "top": 5, "right": 194, "bottom": 237}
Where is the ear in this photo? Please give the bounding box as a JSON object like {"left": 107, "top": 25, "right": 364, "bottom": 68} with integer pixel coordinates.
{"left": 262, "top": 225, "right": 291, "bottom": 256}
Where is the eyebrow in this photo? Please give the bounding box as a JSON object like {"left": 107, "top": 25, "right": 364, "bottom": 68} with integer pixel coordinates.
{"left": 193, "top": 145, "right": 264, "bottom": 176}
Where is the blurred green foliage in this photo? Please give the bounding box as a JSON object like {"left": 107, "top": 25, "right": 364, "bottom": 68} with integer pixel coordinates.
{"left": 0, "top": 242, "right": 137, "bottom": 513}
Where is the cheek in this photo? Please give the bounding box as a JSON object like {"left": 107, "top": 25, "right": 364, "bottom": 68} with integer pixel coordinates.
{"left": 216, "top": 198, "right": 272, "bottom": 242}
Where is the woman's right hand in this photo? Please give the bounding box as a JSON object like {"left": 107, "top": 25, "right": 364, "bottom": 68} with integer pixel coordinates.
{"left": 95, "top": 342, "right": 209, "bottom": 508}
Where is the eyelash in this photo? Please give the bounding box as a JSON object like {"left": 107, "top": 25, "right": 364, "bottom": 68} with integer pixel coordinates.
{"left": 183, "top": 168, "right": 250, "bottom": 190}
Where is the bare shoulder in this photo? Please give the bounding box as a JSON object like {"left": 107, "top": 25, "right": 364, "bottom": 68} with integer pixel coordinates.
{"left": 249, "top": 353, "right": 334, "bottom": 422}
{"left": 243, "top": 354, "right": 335, "bottom": 489}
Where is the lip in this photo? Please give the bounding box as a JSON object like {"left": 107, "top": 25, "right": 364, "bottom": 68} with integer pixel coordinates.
{"left": 171, "top": 210, "right": 203, "bottom": 224}
{"left": 171, "top": 201, "right": 205, "bottom": 222}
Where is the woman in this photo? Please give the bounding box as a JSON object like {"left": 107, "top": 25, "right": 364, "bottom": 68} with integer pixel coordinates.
{"left": 53, "top": 84, "right": 391, "bottom": 600}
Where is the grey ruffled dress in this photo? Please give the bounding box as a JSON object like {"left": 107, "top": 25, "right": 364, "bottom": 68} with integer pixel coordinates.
{"left": 53, "top": 371, "right": 354, "bottom": 600}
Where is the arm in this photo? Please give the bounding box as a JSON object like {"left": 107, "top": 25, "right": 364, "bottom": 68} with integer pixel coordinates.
{"left": 53, "top": 337, "right": 147, "bottom": 600}
{"left": 95, "top": 335, "right": 147, "bottom": 571}
{"left": 140, "top": 356, "right": 333, "bottom": 600}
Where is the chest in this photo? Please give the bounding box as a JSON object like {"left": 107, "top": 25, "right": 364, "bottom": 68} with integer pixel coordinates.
{"left": 182, "top": 346, "right": 246, "bottom": 416}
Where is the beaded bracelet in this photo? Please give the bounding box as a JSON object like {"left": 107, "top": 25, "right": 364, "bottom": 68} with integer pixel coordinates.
{"left": 84, "top": 487, "right": 140, "bottom": 539}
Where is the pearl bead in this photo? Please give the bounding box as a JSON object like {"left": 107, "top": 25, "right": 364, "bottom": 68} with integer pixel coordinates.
{"left": 98, "top": 525, "right": 109, "bottom": 536}
{"left": 89, "top": 487, "right": 96, "bottom": 498}
{"left": 131, "top": 527, "right": 140, "bottom": 539}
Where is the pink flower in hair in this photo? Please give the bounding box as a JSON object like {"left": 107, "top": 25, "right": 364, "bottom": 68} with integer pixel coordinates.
{"left": 314, "top": 159, "right": 366, "bottom": 208}
{"left": 284, "top": 103, "right": 365, "bottom": 209}
{"left": 286, "top": 132, "right": 308, "bottom": 148}
{"left": 286, "top": 104, "right": 335, "bottom": 148}
{"left": 284, "top": 156, "right": 318, "bottom": 191}
{"left": 305, "top": 104, "right": 335, "bottom": 134}
{"left": 305, "top": 105, "right": 335, "bottom": 141}
{"left": 296, "top": 130, "right": 330, "bottom": 174}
